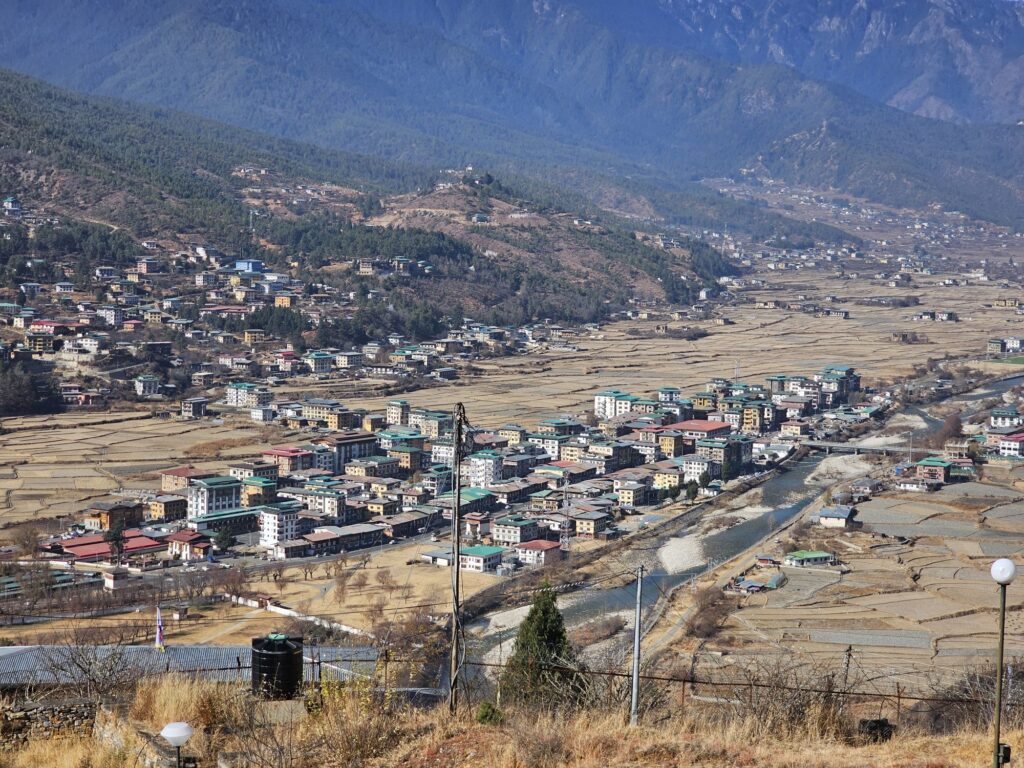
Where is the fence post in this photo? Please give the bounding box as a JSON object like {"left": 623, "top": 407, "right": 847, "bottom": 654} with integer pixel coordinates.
{"left": 895, "top": 683, "right": 902, "bottom": 726}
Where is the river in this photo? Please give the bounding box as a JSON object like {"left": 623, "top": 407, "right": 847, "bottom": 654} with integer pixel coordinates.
{"left": 460, "top": 371, "right": 1024, "bottom": 673}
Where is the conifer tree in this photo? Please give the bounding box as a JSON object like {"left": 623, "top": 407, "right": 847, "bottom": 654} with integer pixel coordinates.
{"left": 500, "top": 585, "right": 587, "bottom": 709}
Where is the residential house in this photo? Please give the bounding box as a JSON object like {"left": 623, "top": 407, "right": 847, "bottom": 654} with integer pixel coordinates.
{"left": 459, "top": 545, "right": 505, "bottom": 573}
{"left": 166, "top": 530, "right": 212, "bottom": 562}
{"left": 160, "top": 465, "right": 217, "bottom": 492}
{"left": 491, "top": 515, "right": 540, "bottom": 546}
{"left": 515, "top": 539, "right": 564, "bottom": 567}
{"left": 148, "top": 495, "right": 187, "bottom": 522}
{"left": 180, "top": 397, "right": 209, "bottom": 419}
{"left": 817, "top": 505, "right": 859, "bottom": 529}
{"left": 783, "top": 550, "right": 836, "bottom": 567}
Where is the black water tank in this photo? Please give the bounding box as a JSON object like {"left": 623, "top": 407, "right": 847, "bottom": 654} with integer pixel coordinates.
{"left": 251, "top": 633, "right": 303, "bottom": 699}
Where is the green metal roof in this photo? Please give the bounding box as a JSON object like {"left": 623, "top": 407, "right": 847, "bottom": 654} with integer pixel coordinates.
{"left": 461, "top": 545, "right": 505, "bottom": 557}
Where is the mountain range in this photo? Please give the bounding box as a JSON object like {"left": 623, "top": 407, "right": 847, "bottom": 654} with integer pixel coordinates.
{"left": 1, "top": 0, "right": 1024, "bottom": 228}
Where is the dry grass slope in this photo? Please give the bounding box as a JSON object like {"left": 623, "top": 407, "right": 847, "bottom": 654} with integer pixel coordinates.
{"left": 3, "top": 674, "right": 1021, "bottom": 768}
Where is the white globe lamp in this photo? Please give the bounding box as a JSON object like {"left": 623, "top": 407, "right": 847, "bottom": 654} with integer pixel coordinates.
{"left": 160, "top": 721, "right": 193, "bottom": 767}
{"left": 991, "top": 558, "right": 1016, "bottom": 586}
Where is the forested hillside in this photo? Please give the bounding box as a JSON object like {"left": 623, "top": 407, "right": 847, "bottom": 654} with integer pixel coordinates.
{"left": 0, "top": 69, "right": 744, "bottom": 334}
{"left": 1, "top": 1, "right": 1023, "bottom": 226}
{"left": 0, "top": 68, "right": 431, "bottom": 242}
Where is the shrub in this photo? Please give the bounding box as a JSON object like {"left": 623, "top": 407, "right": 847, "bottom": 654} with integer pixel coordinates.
{"left": 476, "top": 701, "right": 504, "bottom": 725}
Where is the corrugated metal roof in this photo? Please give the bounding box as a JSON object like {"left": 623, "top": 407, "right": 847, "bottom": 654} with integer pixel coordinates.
{"left": 0, "top": 645, "right": 377, "bottom": 687}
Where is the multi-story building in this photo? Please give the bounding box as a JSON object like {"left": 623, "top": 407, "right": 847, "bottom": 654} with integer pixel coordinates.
{"left": 515, "top": 539, "right": 564, "bottom": 566}
{"left": 314, "top": 431, "right": 380, "bottom": 468}
{"left": 159, "top": 466, "right": 217, "bottom": 492}
{"left": 82, "top": 500, "right": 144, "bottom": 531}
{"left": 466, "top": 450, "right": 505, "bottom": 487}
{"left": 386, "top": 399, "right": 411, "bottom": 426}
{"left": 491, "top": 514, "right": 540, "bottom": 546}
{"left": 677, "top": 455, "right": 719, "bottom": 483}
{"left": 261, "top": 446, "right": 315, "bottom": 473}
{"left": 498, "top": 424, "right": 528, "bottom": 445}
{"left": 304, "top": 350, "right": 334, "bottom": 374}
{"left": 459, "top": 545, "right": 505, "bottom": 573}
{"left": 148, "top": 495, "right": 187, "bottom": 522}
{"left": 228, "top": 461, "right": 280, "bottom": 482}
{"left": 992, "top": 407, "right": 1023, "bottom": 430}
{"left": 260, "top": 505, "right": 301, "bottom": 548}
{"left": 593, "top": 389, "right": 639, "bottom": 420}
{"left": 186, "top": 476, "right": 242, "bottom": 518}
{"left": 134, "top": 375, "right": 162, "bottom": 396}
{"left": 277, "top": 487, "right": 345, "bottom": 518}
{"left": 302, "top": 398, "right": 344, "bottom": 421}
{"left": 345, "top": 455, "right": 401, "bottom": 478}
{"left": 526, "top": 433, "right": 568, "bottom": 461}
{"left": 241, "top": 477, "right": 278, "bottom": 507}
{"left": 409, "top": 409, "right": 452, "bottom": 439}
{"left": 431, "top": 437, "right": 455, "bottom": 466}
{"left": 225, "top": 381, "right": 272, "bottom": 408}
{"left": 180, "top": 397, "right": 209, "bottom": 419}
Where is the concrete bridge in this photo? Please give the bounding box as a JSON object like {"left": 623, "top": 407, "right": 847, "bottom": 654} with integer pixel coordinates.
{"left": 802, "top": 440, "right": 942, "bottom": 457}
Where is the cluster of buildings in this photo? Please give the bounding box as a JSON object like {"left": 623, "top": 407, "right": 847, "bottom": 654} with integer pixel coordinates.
{"left": 0, "top": 229, "right": 605, "bottom": 407}
{"left": 36, "top": 364, "right": 875, "bottom": 574}
{"left": 988, "top": 335, "right": 1024, "bottom": 358}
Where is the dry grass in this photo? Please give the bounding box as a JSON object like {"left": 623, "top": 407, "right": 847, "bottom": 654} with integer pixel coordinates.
{"left": 568, "top": 616, "right": 627, "bottom": 647}
{"left": 184, "top": 436, "right": 260, "bottom": 459}
{"left": 5, "top": 680, "right": 1023, "bottom": 768}
{"left": 130, "top": 673, "right": 240, "bottom": 731}
{"left": 0, "top": 732, "right": 145, "bottom": 768}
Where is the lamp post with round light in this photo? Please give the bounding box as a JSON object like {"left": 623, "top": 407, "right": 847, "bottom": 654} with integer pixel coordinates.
{"left": 160, "top": 721, "right": 193, "bottom": 768}
{"left": 991, "top": 559, "right": 1015, "bottom": 768}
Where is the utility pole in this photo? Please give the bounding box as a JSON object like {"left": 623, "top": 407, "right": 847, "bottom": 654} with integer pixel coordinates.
{"left": 559, "top": 473, "right": 571, "bottom": 554}
{"left": 630, "top": 564, "right": 644, "bottom": 726}
{"left": 448, "top": 403, "right": 466, "bottom": 715}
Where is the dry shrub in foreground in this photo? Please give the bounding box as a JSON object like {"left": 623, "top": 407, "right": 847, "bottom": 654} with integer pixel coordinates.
{"left": 685, "top": 587, "right": 734, "bottom": 638}
{"left": 0, "top": 731, "right": 145, "bottom": 768}
{"left": 129, "top": 673, "right": 411, "bottom": 768}
{"left": 131, "top": 673, "right": 239, "bottom": 731}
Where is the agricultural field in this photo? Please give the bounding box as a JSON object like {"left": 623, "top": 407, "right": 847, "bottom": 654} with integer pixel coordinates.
{"left": 653, "top": 473, "right": 1024, "bottom": 696}
{"left": 0, "top": 413, "right": 279, "bottom": 530}
{"left": 334, "top": 270, "right": 1024, "bottom": 423}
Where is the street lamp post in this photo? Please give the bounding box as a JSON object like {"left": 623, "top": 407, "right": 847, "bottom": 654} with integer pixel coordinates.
{"left": 160, "top": 721, "right": 194, "bottom": 768}
{"left": 991, "top": 559, "right": 1016, "bottom": 768}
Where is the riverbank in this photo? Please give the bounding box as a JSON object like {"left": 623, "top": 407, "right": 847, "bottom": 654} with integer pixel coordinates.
{"left": 642, "top": 369, "right": 1024, "bottom": 692}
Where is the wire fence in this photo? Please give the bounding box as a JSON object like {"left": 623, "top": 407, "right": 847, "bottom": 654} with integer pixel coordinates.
{"left": 141, "top": 654, "right": 1015, "bottom": 717}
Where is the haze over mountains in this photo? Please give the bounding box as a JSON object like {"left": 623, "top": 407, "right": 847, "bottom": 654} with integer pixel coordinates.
{"left": 2, "top": 0, "right": 1024, "bottom": 227}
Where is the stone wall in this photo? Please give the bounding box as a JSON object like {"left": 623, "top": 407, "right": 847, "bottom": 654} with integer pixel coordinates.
{"left": 0, "top": 699, "right": 96, "bottom": 748}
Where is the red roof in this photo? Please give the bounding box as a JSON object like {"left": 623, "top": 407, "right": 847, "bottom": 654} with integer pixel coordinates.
{"left": 62, "top": 534, "right": 162, "bottom": 561}
{"left": 166, "top": 530, "right": 209, "bottom": 544}
{"left": 68, "top": 529, "right": 147, "bottom": 547}
{"left": 160, "top": 465, "right": 215, "bottom": 478}
{"left": 664, "top": 420, "right": 732, "bottom": 433}
{"left": 516, "top": 540, "right": 562, "bottom": 551}
{"left": 263, "top": 446, "right": 312, "bottom": 458}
